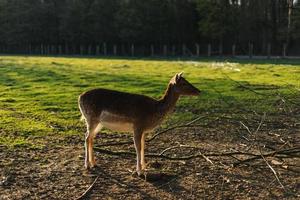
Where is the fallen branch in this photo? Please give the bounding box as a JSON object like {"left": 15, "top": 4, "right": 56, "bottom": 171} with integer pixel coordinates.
{"left": 233, "top": 147, "right": 300, "bottom": 167}
{"left": 75, "top": 176, "right": 99, "bottom": 200}
{"left": 259, "top": 148, "right": 285, "bottom": 190}
{"left": 158, "top": 144, "right": 214, "bottom": 165}
{"left": 239, "top": 121, "right": 252, "bottom": 135}
{"left": 95, "top": 146, "right": 299, "bottom": 162}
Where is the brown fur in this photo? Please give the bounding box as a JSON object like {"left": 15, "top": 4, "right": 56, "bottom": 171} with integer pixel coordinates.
{"left": 78, "top": 72, "right": 200, "bottom": 175}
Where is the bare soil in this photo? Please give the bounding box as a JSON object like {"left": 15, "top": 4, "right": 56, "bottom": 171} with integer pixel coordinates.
{"left": 1, "top": 111, "right": 299, "bottom": 200}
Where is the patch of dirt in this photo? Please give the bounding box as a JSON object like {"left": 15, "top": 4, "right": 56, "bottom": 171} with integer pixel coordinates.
{"left": 0, "top": 111, "right": 299, "bottom": 199}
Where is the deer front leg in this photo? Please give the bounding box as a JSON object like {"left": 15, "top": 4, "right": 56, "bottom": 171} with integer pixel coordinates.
{"left": 84, "top": 132, "right": 90, "bottom": 169}
{"left": 141, "top": 133, "right": 146, "bottom": 170}
{"left": 85, "top": 122, "right": 99, "bottom": 169}
{"left": 88, "top": 136, "right": 95, "bottom": 167}
{"left": 88, "top": 125, "right": 102, "bottom": 168}
{"left": 133, "top": 130, "right": 143, "bottom": 176}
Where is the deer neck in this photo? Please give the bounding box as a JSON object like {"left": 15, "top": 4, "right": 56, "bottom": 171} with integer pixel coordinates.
{"left": 159, "top": 83, "right": 180, "bottom": 115}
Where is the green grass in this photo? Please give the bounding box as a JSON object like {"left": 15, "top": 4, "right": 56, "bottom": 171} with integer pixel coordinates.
{"left": 0, "top": 55, "right": 299, "bottom": 148}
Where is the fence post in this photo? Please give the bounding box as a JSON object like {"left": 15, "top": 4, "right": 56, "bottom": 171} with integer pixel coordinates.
{"left": 96, "top": 45, "right": 100, "bottom": 55}
{"left": 36, "top": 45, "right": 39, "bottom": 54}
{"left": 88, "top": 45, "right": 92, "bottom": 55}
{"left": 65, "top": 44, "right": 69, "bottom": 55}
{"left": 267, "top": 43, "right": 271, "bottom": 59}
{"left": 113, "top": 44, "right": 117, "bottom": 56}
{"left": 71, "top": 44, "right": 75, "bottom": 54}
{"left": 232, "top": 44, "right": 236, "bottom": 57}
{"left": 196, "top": 44, "right": 200, "bottom": 57}
{"left": 163, "top": 45, "right": 167, "bottom": 56}
{"left": 249, "top": 43, "right": 253, "bottom": 58}
{"left": 207, "top": 44, "right": 211, "bottom": 57}
{"left": 151, "top": 45, "right": 154, "bottom": 56}
{"left": 103, "top": 42, "right": 107, "bottom": 55}
{"left": 72, "top": 44, "right": 76, "bottom": 55}
{"left": 120, "top": 44, "right": 125, "bottom": 56}
{"left": 172, "top": 45, "right": 176, "bottom": 56}
{"left": 52, "top": 45, "right": 56, "bottom": 54}
{"left": 58, "top": 45, "right": 62, "bottom": 55}
{"left": 283, "top": 43, "right": 287, "bottom": 58}
{"left": 80, "top": 45, "right": 84, "bottom": 55}
{"left": 46, "top": 45, "right": 49, "bottom": 55}
{"left": 131, "top": 44, "right": 134, "bottom": 57}
{"left": 29, "top": 44, "right": 32, "bottom": 54}
{"left": 219, "top": 43, "right": 223, "bottom": 56}
{"left": 182, "top": 44, "right": 186, "bottom": 56}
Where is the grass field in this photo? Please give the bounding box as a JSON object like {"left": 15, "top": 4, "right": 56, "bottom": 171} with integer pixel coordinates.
{"left": 0, "top": 56, "right": 299, "bottom": 148}
{"left": 0, "top": 56, "right": 299, "bottom": 199}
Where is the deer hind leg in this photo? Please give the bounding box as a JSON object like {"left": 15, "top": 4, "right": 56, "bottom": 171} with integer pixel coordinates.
{"left": 141, "top": 133, "right": 146, "bottom": 170}
{"left": 85, "top": 118, "right": 100, "bottom": 169}
{"left": 133, "top": 129, "right": 143, "bottom": 176}
{"left": 84, "top": 131, "right": 90, "bottom": 169}
{"left": 88, "top": 123, "right": 102, "bottom": 167}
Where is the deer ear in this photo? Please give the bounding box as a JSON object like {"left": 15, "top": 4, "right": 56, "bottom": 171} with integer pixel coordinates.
{"left": 175, "top": 72, "right": 184, "bottom": 82}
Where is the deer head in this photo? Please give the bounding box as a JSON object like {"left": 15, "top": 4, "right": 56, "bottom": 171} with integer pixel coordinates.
{"left": 170, "top": 72, "right": 201, "bottom": 96}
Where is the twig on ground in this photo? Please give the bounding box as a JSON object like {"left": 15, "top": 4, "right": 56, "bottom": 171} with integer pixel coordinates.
{"left": 233, "top": 147, "right": 300, "bottom": 166}
{"left": 158, "top": 144, "right": 214, "bottom": 165}
{"left": 199, "top": 151, "right": 214, "bottom": 165}
{"left": 95, "top": 145, "right": 299, "bottom": 163}
{"left": 239, "top": 121, "right": 252, "bottom": 135}
{"left": 75, "top": 176, "right": 99, "bottom": 200}
{"left": 259, "top": 148, "right": 285, "bottom": 190}
{"left": 254, "top": 113, "right": 265, "bottom": 135}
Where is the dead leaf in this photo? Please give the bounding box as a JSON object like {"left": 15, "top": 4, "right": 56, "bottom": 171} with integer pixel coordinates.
{"left": 271, "top": 160, "right": 283, "bottom": 165}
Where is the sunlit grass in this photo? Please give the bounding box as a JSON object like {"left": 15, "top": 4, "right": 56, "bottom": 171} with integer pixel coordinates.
{"left": 0, "top": 55, "right": 299, "bottom": 148}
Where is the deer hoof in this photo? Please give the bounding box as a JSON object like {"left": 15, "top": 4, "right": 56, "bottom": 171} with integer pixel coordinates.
{"left": 90, "top": 160, "right": 96, "bottom": 168}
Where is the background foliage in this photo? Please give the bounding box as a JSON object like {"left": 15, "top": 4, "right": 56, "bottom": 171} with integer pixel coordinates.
{"left": 1, "top": 0, "right": 300, "bottom": 54}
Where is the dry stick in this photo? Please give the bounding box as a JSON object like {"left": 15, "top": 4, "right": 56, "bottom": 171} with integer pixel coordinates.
{"left": 234, "top": 114, "right": 265, "bottom": 166}
{"left": 254, "top": 113, "right": 265, "bottom": 135}
{"left": 239, "top": 121, "right": 253, "bottom": 135}
{"left": 259, "top": 148, "right": 286, "bottom": 190}
{"left": 94, "top": 147, "right": 253, "bottom": 160}
{"left": 199, "top": 151, "right": 214, "bottom": 165}
{"left": 94, "top": 146, "right": 300, "bottom": 161}
{"left": 158, "top": 144, "right": 203, "bottom": 156}
{"left": 235, "top": 113, "right": 299, "bottom": 166}
{"left": 75, "top": 176, "right": 99, "bottom": 200}
{"left": 233, "top": 147, "right": 300, "bottom": 166}
{"left": 158, "top": 144, "right": 214, "bottom": 165}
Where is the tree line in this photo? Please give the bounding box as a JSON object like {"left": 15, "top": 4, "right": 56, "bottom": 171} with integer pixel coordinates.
{"left": 0, "top": 0, "right": 300, "bottom": 55}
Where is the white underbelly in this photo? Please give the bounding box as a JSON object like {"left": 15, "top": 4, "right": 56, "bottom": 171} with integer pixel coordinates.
{"left": 99, "top": 111, "right": 134, "bottom": 132}
{"left": 101, "top": 121, "right": 134, "bottom": 132}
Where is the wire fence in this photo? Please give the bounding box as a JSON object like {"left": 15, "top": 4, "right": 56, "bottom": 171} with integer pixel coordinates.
{"left": 1, "top": 43, "right": 299, "bottom": 58}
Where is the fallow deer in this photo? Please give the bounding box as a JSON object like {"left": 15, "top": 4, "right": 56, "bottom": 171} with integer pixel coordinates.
{"left": 78, "top": 72, "right": 200, "bottom": 175}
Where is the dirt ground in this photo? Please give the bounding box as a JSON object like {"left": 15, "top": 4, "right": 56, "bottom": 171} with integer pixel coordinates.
{"left": 1, "top": 110, "right": 299, "bottom": 200}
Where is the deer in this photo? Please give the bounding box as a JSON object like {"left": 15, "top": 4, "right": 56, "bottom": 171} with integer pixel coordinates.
{"left": 78, "top": 72, "right": 200, "bottom": 176}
